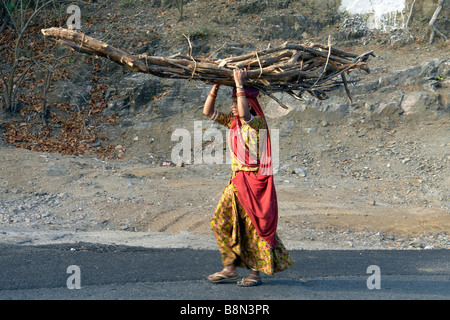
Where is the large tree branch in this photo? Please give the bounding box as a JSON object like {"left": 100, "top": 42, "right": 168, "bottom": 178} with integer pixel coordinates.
{"left": 41, "top": 27, "right": 374, "bottom": 107}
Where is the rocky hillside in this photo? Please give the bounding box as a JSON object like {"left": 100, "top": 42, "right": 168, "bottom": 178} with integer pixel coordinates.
{"left": 68, "top": 0, "right": 449, "bottom": 160}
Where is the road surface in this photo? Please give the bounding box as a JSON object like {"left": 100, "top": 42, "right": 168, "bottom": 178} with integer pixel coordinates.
{"left": 1, "top": 242, "right": 448, "bottom": 303}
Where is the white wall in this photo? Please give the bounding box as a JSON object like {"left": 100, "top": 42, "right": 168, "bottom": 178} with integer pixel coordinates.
{"left": 339, "top": 0, "right": 407, "bottom": 31}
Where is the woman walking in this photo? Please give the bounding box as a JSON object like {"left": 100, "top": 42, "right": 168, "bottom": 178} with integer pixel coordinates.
{"left": 203, "top": 69, "right": 293, "bottom": 287}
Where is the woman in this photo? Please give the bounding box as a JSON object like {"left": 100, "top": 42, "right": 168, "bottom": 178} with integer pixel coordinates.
{"left": 203, "top": 69, "right": 293, "bottom": 287}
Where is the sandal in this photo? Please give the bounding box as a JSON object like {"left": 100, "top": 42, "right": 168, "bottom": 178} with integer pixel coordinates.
{"left": 237, "top": 274, "right": 262, "bottom": 287}
{"left": 207, "top": 268, "right": 238, "bottom": 283}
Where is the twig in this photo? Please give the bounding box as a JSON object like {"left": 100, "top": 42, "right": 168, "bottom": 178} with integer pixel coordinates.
{"left": 206, "top": 42, "right": 227, "bottom": 60}
{"left": 255, "top": 51, "right": 263, "bottom": 77}
{"left": 341, "top": 73, "right": 353, "bottom": 104}
{"left": 311, "top": 35, "right": 332, "bottom": 89}
{"left": 183, "top": 33, "right": 197, "bottom": 79}
{"left": 183, "top": 33, "right": 193, "bottom": 57}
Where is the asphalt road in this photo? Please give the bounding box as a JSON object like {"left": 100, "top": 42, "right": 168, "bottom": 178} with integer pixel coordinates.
{"left": 0, "top": 243, "right": 448, "bottom": 306}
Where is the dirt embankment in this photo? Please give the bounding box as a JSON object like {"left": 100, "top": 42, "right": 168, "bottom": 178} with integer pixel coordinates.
{"left": 1, "top": 112, "right": 448, "bottom": 250}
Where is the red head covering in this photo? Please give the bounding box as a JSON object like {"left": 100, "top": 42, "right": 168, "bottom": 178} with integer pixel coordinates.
{"left": 230, "top": 87, "right": 273, "bottom": 175}
{"left": 229, "top": 87, "right": 278, "bottom": 248}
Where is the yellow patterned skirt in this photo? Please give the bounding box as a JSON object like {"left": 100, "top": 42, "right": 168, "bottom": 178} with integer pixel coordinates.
{"left": 211, "top": 174, "right": 293, "bottom": 276}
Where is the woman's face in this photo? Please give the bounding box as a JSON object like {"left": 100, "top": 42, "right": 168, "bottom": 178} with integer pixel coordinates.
{"left": 231, "top": 98, "right": 252, "bottom": 116}
{"left": 231, "top": 98, "right": 238, "bottom": 116}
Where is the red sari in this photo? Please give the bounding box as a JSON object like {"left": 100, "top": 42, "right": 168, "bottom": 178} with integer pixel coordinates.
{"left": 209, "top": 88, "right": 292, "bottom": 275}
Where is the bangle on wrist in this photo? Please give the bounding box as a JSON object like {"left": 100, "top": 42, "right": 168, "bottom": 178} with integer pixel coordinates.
{"left": 236, "top": 92, "right": 246, "bottom": 98}
{"left": 242, "top": 114, "right": 254, "bottom": 123}
{"left": 208, "top": 92, "right": 217, "bottom": 99}
{"left": 236, "top": 85, "right": 244, "bottom": 89}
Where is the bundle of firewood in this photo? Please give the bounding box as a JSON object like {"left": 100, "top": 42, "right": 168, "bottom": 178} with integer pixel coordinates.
{"left": 41, "top": 27, "right": 373, "bottom": 108}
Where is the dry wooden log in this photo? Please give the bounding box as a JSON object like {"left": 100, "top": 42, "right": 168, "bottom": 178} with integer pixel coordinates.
{"left": 41, "top": 27, "right": 374, "bottom": 108}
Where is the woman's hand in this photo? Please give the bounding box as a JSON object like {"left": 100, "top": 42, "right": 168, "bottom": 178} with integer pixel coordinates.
{"left": 233, "top": 68, "right": 247, "bottom": 87}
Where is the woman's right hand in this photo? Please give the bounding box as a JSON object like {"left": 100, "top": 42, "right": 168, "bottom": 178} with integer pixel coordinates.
{"left": 211, "top": 84, "right": 220, "bottom": 93}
